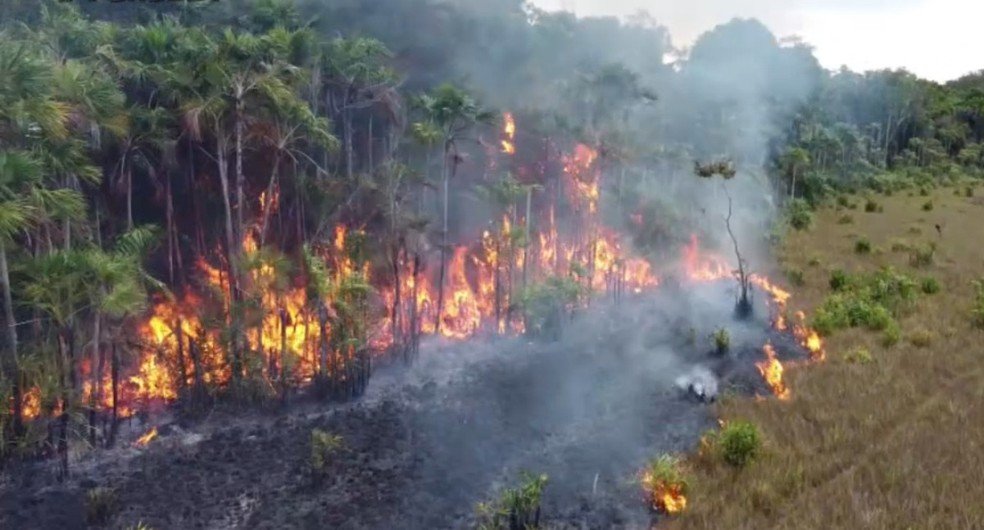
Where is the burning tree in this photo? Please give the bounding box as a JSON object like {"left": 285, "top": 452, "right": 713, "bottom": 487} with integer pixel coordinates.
{"left": 694, "top": 160, "right": 753, "bottom": 317}
{"left": 640, "top": 454, "right": 689, "bottom": 516}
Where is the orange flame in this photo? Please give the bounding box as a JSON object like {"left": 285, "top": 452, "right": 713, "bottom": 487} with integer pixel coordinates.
{"left": 135, "top": 426, "right": 158, "bottom": 446}
{"left": 501, "top": 112, "right": 516, "bottom": 155}
{"left": 642, "top": 472, "right": 688, "bottom": 515}
{"left": 757, "top": 343, "right": 790, "bottom": 400}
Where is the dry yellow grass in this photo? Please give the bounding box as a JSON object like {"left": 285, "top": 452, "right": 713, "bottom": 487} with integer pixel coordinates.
{"left": 668, "top": 185, "right": 984, "bottom": 530}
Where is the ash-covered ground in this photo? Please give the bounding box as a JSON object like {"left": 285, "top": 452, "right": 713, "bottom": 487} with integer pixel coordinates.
{"left": 0, "top": 280, "right": 805, "bottom": 530}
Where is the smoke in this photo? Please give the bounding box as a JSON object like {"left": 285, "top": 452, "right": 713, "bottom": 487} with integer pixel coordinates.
{"left": 361, "top": 280, "right": 794, "bottom": 527}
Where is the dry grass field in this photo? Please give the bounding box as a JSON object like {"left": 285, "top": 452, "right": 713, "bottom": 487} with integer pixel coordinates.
{"left": 669, "top": 184, "right": 984, "bottom": 530}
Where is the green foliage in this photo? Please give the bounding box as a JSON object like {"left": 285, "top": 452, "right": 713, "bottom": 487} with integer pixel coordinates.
{"left": 965, "top": 186, "right": 974, "bottom": 198}
{"left": 972, "top": 279, "right": 984, "bottom": 329}
{"left": 717, "top": 420, "right": 761, "bottom": 468}
{"left": 837, "top": 214, "right": 854, "bottom": 225}
{"left": 86, "top": 487, "right": 118, "bottom": 526}
{"left": 854, "top": 238, "right": 872, "bottom": 254}
{"left": 836, "top": 195, "right": 851, "bottom": 208}
{"left": 919, "top": 187, "right": 930, "bottom": 197}
{"left": 908, "top": 243, "right": 936, "bottom": 268}
{"left": 814, "top": 268, "right": 918, "bottom": 336}
{"left": 788, "top": 199, "right": 812, "bottom": 230}
{"left": 922, "top": 200, "right": 934, "bottom": 211}
{"left": 842, "top": 347, "right": 873, "bottom": 364}
{"left": 310, "top": 429, "right": 344, "bottom": 475}
{"left": 921, "top": 277, "right": 941, "bottom": 294}
{"left": 476, "top": 472, "right": 548, "bottom": 530}
{"left": 711, "top": 328, "right": 730, "bottom": 355}
{"left": 518, "top": 276, "right": 584, "bottom": 339}
{"left": 864, "top": 199, "right": 880, "bottom": 213}
{"left": 882, "top": 322, "right": 902, "bottom": 347}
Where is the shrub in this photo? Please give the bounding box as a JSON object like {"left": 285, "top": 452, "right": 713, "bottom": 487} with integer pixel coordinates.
{"left": 518, "top": 276, "right": 584, "bottom": 339}
{"left": 476, "top": 472, "right": 548, "bottom": 529}
{"left": 908, "top": 226, "right": 922, "bottom": 235}
{"left": 922, "top": 200, "right": 934, "bottom": 211}
{"left": 854, "top": 238, "right": 872, "bottom": 254}
{"left": 807, "top": 256, "right": 821, "bottom": 267}
{"left": 829, "top": 269, "right": 850, "bottom": 291}
{"left": 908, "top": 329, "right": 933, "bottom": 348}
{"left": 310, "top": 429, "right": 344, "bottom": 477}
{"left": 788, "top": 199, "right": 812, "bottom": 230}
{"left": 920, "top": 187, "right": 930, "bottom": 196}
{"left": 966, "top": 186, "right": 974, "bottom": 198}
{"left": 86, "top": 487, "right": 118, "bottom": 526}
{"left": 882, "top": 322, "right": 902, "bottom": 347}
{"left": 711, "top": 328, "right": 730, "bottom": 355}
{"left": 864, "top": 199, "right": 880, "bottom": 212}
{"left": 837, "top": 214, "right": 854, "bottom": 225}
{"left": 921, "top": 277, "right": 941, "bottom": 294}
{"left": 786, "top": 268, "right": 805, "bottom": 286}
{"left": 889, "top": 239, "right": 911, "bottom": 252}
{"left": 908, "top": 243, "right": 936, "bottom": 268}
{"left": 972, "top": 279, "right": 984, "bottom": 329}
{"left": 717, "top": 420, "right": 761, "bottom": 468}
{"left": 836, "top": 195, "right": 851, "bottom": 208}
{"left": 843, "top": 347, "right": 873, "bottom": 364}
{"left": 640, "top": 455, "right": 689, "bottom": 515}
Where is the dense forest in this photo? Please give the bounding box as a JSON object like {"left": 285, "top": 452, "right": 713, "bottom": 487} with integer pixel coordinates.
{"left": 1, "top": 0, "right": 982, "bottom": 477}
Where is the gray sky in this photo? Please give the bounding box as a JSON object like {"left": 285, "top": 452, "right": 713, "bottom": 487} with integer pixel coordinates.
{"left": 530, "top": 0, "right": 982, "bottom": 82}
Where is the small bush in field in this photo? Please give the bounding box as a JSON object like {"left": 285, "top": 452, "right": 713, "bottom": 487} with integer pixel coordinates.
{"left": 922, "top": 200, "right": 934, "bottom": 211}
{"left": 86, "top": 487, "right": 118, "bottom": 526}
{"left": 829, "top": 269, "right": 850, "bottom": 291}
{"left": 882, "top": 323, "right": 902, "bottom": 347}
{"left": 843, "top": 347, "right": 873, "bottom": 364}
{"left": 476, "top": 472, "right": 548, "bottom": 529}
{"left": 921, "top": 277, "right": 941, "bottom": 294}
{"left": 838, "top": 214, "right": 854, "bottom": 225}
{"left": 855, "top": 238, "right": 872, "bottom": 254}
{"left": 837, "top": 195, "right": 851, "bottom": 208}
{"left": 788, "top": 199, "right": 812, "bottom": 230}
{"left": 908, "top": 243, "right": 936, "bottom": 268}
{"left": 865, "top": 199, "right": 880, "bottom": 212}
{"left": 711, "top": 328, "right": 730, "bottom": 355}
{"left": 920, "top": 187, "right": 930, "bottom": 196}
{"left": 890, "top": 239, "right": 911, "bottom": 252}
{"left": 908, "top": 329, "right": 933, "bottom": 348}
{"left": 965, "top": 186, "right": 974, "bottom": 198}
{"left": 639, "top": 455, "right": 689, "bottom": 515}
{"left": 972, "top": 279, "right": 984, "bottom": 329}
{"left": 786, "top": 267, "right": 805, "bottom": 286}
{"left": 717, "top": 420, "right": 761, "bottom": 468}
{"left": 310, "top": 429, "right": 344, "bottom": 477}
{"left": 807, "top": 256, "right": 821, "bottom": 267}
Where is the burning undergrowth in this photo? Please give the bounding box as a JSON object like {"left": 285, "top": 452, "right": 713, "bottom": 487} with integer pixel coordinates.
{"left": 0, "top": 275, "right": 815, "bottom": 529}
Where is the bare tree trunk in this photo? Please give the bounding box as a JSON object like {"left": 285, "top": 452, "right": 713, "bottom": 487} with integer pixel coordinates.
{"left": 722, "top": 184, "right": 751, "bottom": 317}
{"left": 215, "top": 131, "right": 242, "bottom": 383}
{"left": 0, "top": 242, "right": 23, "bottom": 437}
{"left": 434, "top": 143, "right": 450, "bottom": 335}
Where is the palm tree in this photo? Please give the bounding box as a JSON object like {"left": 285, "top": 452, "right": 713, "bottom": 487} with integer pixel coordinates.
{"left": 415, "top": 84, "right": 491, "bottom": 334}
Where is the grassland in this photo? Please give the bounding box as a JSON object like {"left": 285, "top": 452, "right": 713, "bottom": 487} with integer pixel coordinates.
{"left": 669, "top": 184, "right": 984, "bottom": 530}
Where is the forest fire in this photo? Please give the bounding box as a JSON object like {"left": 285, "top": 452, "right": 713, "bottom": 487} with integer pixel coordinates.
{"left": 641, "top": 458, "right": 688, "bottom": 516}
{"left": 501, "top": 112, "right": 516, "bottom": 155}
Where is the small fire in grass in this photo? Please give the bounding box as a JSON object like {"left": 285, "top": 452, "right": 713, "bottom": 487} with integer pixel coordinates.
{"left": 640, "top": 455, "right": 689, "bottom": 516}
{"left": 756, "top": 343, "right": 789, "bottom": 400}
{"left": 135, "top": 427, "right": 158, "bottom": 447}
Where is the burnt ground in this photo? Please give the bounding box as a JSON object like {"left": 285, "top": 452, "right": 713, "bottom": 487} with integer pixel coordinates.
{"left": 0, "top": 281, "right": 806, "bottom": 530}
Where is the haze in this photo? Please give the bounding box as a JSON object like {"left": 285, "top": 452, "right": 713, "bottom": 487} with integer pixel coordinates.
{"left": 531, "top": 0, "right": 982, "bottom": 82}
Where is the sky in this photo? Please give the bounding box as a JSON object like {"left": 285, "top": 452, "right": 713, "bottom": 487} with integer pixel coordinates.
{"left": 529, "top": 0, "right": 982, "bottom": 82}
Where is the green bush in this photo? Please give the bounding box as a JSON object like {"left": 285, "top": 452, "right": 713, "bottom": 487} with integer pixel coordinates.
{"left": 965, "top": 186, "right": 974, "bottom": 198}
{"left": 837, "top": 214, "right": 854, "bottom": 225}
{"left": 882, "top": 322, "right": 902, "bottom": 347}
{"left": 711, "top": 328, "right": 730, "bottom": 355}
{"left": 843, "top": 347, "right": 873, "bottom": 364}
{"left": 889, "top": 239, "right": 911, "bottom": 252}
{"left": 786, "top": 268, "right": 805, "bottom": 286}
{"left": 86, "top": 487, "right": 118, "bottom": 526}
{"left": 310, "top": 429, "right": 344, "bottom": 476}
{"left": 972, "top": 279, "right": 984, "bottom": 329}
{"left": 639, "top": 455, "right": 689, "bottom": 515}
{"left": 922, "top": 200, "right": 934, "bottom": 211}
{"left": 813, "top": 268, "right": 918, "bottom": 337}
{"left": 836, "top": 195, "right": 851, "bottom": 208}
{"left": 788, "top": 199, "right": 812, "bottom": 230}
{"left": 854, "top": 238, "right": 872, "bottom": 254}
{"left": 476, "top": 472, "right": 548, "bottom": 530}
{"left": 908, "top": 243, "right": 936, "bottom": 268}
{"left": 921, "top": 277, "right": 941, "bottom": 294}
{"left": 829, "top": 269, "right": 850, "bottom": 291}
{"left": 908, "top": 329, "right": 933, "bottom": 348}
{"left": 717, "top": 420, "right": 761, "bottom": 468}
{"left": 920, "top": 187, "right": 930, "bottom": 196}
{"left": 864, "top": 199, "right": 880, "bottom": 212}
{"left": 518, "top": 276, "right": 584, "bottom": 339}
